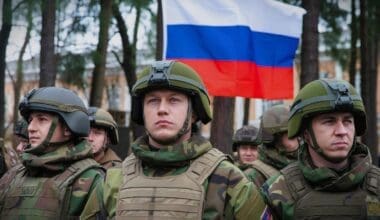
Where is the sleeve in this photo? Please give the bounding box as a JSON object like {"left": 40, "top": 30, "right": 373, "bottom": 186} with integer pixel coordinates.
{"left": 206, "top": 160, "right": 266, "bottom": 219}
{"left": 80, "top": 167, "right": 123, "bottom": 220}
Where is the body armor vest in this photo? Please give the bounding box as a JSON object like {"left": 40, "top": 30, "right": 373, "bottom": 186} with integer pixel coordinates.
{"left": 116, "top": 148, "right": 226, "bottom": 219}
{"left": 251, "top": 160, "right": 279, "bottom": 180}
{"left": 0, "top": 158, "right": 100, "bottom": 220}
{"left": 282, "top": 163, "right": 380, "bottom": 220}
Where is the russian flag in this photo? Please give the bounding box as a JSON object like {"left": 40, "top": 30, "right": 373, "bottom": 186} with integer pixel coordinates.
{"left": 163, "top": 0, "right": 305, "bottom": 99}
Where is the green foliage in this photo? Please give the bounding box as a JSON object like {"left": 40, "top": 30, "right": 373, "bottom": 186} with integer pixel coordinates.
{"left": 58, "top": 53, "right": 87, "bottom": 89}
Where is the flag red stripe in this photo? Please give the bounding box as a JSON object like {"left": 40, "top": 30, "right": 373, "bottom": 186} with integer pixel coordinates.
{"left": 173, "top": 59, "right": 294, "bottom": 99}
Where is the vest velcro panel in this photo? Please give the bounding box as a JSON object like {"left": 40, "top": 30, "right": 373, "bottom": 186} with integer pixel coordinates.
{"left": 116, "top": 148, "right": 226, "bottom": 219}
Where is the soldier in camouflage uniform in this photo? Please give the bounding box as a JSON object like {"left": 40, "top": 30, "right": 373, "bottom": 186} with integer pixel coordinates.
{"left": 87, "top": 107, "right": 121, "bottom": 169}
{"left": 81, "top": 60, "right": 266, "bottom": 219}
{"left": 261, "top": 79, "right": 380, "bottom": 219}
{"left": 0, "top": 87, "right": 104, "bottom": 219}
{"left": 248, "top": 104, "right": 299, "bottom": 188}
{"left": 232, "top": 125, "right": 262, "bottom": 181}
{"left": 14, "top": 118, "right": 29, "bottom": 155}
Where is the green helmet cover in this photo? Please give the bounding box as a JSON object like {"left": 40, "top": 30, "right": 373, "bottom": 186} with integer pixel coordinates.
{"left": 232, "top": 125, "right": 262, "bottom": 151}
{"left": 131, "top": 60, "right": 212, "bottom": 125}
{"left": 18, "top": 87, "right": 90, "bottom": 137}
{"left": 261, "top": 104, "right": 290, "bottom": 143}
{"left": 88, "top": 107, "right": 119, "bottom": 145}
{"left": 288, "top": 79, "right": 366, "bottom": 138}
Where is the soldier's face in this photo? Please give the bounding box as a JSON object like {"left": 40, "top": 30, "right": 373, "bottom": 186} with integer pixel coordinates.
{"left": 238, "top": 145, "right": 258, "bottom": 164}
{"left": 305, "top": 112, "right": 355, "bottom": 162}
{"left": 28, "top": 112, "right": 70, "bottom": 148}
{"left": 87, "top": 127, "right": 108, "bottom": 155}
{"left": 143, "top": 89, "right": 191, "bottom": 148}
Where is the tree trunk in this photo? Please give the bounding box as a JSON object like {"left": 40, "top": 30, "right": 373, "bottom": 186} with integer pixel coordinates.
{"left": 89, "top": 0, "right": 113, "bottom": 107}
{"left": 300, "top": 0, "right": 320, "bottom": 87}
{"left": 112, "top": 3, "right": 145, "bottom": 139}
{"left": 12, "top": 4, "right": 32, "bottom": 147}
{"left": 0, "top": 0, "right": 12, "bottom": 138}
{"left": 349, "top": 0, "right": 358, "bottom": 85}
{"left": 243, "top": 98, "right": 250, "bottom": 125}
{"left": 360, "top": 0, "right": 378, "bottom": 165}
{"left": 210, "top": 97, "right": 235, "bottom": 155}
{"left": 156, "top": 0, "right": 163, "bottom": 60}
{"left": 39, "top": 0, "right": 56, "bottom": 87}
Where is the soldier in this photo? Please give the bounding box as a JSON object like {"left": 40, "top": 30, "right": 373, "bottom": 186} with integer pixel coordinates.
{"left": 81, "top": 60, "right": 266, "bottom": 219}
{"left": 14, "top": 118, "right": 29, "bottom": 155}
{"left": 87, "top": 107, "right": 121, "bottom": 169}
{"left": 233, "top": 125, "right": 261, "bottom": 164}
{"left": 261, "top": 79, "right": 380, "bottom": 219}
{"left": 0, "top": 87, "right": 104, "bottom": 219}
{"left": 248, "top": 104, "right": 299, "bottom": 188}
{"left": 232, "top": 125, "right": 262, "bottom": 181}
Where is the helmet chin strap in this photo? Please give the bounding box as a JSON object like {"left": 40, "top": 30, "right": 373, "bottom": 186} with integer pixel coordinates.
{"left": 145, "top": 98, "right": 193, "bottom": 146}
{"left": 306, "top": 123, "right": 353, "bottom": 164}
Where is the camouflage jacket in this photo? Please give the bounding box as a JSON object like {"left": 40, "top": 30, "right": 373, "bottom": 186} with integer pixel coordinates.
{"left": 0, "top": 139, "right": 104, "bottom": 219}
{"left": 98, "top": 148, "right": 122, "bottom": 169}
{"left": 245, "top": 145, "right": 297, "bottom": 188}
{"left": 81, "top": 135, "right": 266, "bottom": 220}
{"left": 261, "top": 142, "right": 380, "bottom": 220}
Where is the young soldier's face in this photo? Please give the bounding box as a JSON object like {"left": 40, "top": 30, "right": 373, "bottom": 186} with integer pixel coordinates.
{"left": 143, "top": 89, "right": 191, "bottom": 147}
{"left": 305, "top": 112, "right": 355, "bottom": 162}
{"left": 87, "top": 127, "right": 108, "bottom": 154}
{"left": 28, "top": 111, "right": 69, "bottom": 147}
{"left": 238, "top": 145, "right": 258, "bottom": 164}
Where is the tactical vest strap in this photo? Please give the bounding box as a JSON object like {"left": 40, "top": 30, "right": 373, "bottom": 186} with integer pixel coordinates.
{"left": 55, "top": 158, "right": 102, "bottom": 219}
{"left": 251, "top": 160, "right": 280, "bottom": 179}
{"left": 281, "top": 162, "right": 310, "bottom": 201}
{"left": 365, "top": 165, "right": 380, "bottom": 197}
{"left": 187, "top": 148, "right": 226, "bottom": 184}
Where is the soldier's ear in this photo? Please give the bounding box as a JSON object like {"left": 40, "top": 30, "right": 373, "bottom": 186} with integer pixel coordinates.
{"left": 63, "top": 126, "right": 72, "bottom": 137}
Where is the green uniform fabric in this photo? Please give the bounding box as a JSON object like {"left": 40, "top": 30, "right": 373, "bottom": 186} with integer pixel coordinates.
{"left": 98, "top": 148, "right": 122, "bottom": 169}
{"left": 0, "top": 140, "right": 104, "bottom": 219}
{"left": 81, "top": 135, "right": 266, "bottom": 219}
{"left": 261, "top": 142, "right": 380, "bottom": 220}
{"left": 245, "top": 144, "right": 296, "bottom": 188}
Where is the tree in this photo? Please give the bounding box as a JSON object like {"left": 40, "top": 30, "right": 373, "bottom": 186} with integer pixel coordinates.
{"left": 0, "top": 0, "right": 12, "bottom": 137}
{"left": 360, "top": 0, "right": 379, "bottom": 164}
{"left": 112, "top": 0, "right": 152, "bottom": 138}
{"left": 11, "top": 1, "right": 33, "bottom": 146}
{"left": 39, "top": 0, "right": 56, "bottom": 87}
{"left": 300, "top": 0, "right": 320, "bottom": 87}
{"left": 89, "top": 0, "right": 113, "bottom": 107}
{"left": 349, "top": 0, "right": 358, "bottom": 86}
{"left": 210, "top": 97, "right": 235, "bottom": 154}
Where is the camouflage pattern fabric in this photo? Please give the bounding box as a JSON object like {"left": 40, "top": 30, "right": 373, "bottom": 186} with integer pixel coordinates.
{"left": 81, "top": 135, "right": 266, "bottom": 219}
{"left": 97, "top": 148, "right": 121, "bottom": 169}
{"left": 246, "top": 144, "right": 297, "bottom": 187}
{"left": 0, "top": 139, "right": 104, "bottom": 218}
{"left": 261, "top": 142, "right": 380, "bottom": 220}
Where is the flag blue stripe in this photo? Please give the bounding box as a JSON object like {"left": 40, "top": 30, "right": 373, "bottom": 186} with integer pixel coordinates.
{"left": 166, "top": 24, "right": 299, "bottom": 67}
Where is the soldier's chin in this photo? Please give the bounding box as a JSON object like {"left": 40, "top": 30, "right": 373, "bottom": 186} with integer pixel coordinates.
{"left": 150, "top": 135, "right": 178, "bottom": 146}
{"left": 324, "top": 154, "right": 347, "bottom": 163}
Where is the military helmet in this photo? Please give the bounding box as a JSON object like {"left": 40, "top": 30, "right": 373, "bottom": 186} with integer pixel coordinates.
{"left": 261, "top": 104, "right": 290, "bottom": 143}
{"left": 14, "top": 119, "right": 29, "bottom": 139}
{"left": 131, "top": 60, "right": 212, "bottom": 125}
{"left": 18, "top": 87, "right": 90, "bottom": 137}
{"left": 232, "top": 125, "right": 262, "bottom": 151}
{"left": 88, "top": 107, "right": 119, "bottom": 145}
{"left": 288, "top": 79, "right": 366, "bottom": 138}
